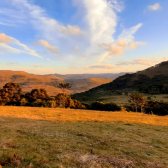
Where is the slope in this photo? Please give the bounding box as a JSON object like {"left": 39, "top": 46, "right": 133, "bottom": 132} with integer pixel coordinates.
{"left": 72, "top": 61, "right": 168, "bottom": 102}
{"left": 0, "top": 70, "right": 113, "bottom": 96}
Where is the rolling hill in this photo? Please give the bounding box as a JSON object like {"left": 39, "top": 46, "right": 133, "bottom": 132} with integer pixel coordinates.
{"left": 72, "top": 61, "right": 168, "bottom": 102}
{"left": 0, "top": 70, "right": 113, "bottom": 96}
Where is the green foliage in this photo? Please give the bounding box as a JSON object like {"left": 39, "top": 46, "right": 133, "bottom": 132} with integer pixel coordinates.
{"left": 129, "top": 91, "right": 145, "bottom": 112}
{"left": 144, "top": 100, "right": 168, "bottom": 116}
{"left": 0, "top": 82, "right": 85, "bottom": 109}
{"left": 90, "top": 101, "right": 121, "bottom": 111}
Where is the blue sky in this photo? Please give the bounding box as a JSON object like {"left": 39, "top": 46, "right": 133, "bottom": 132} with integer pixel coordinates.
{"left": 0, "top": 0, "right": 167, "bottom": 74}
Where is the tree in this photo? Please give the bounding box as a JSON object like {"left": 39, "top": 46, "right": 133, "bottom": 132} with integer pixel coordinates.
{"left": 57, "top": 83, "right": 71, "bottom": 107}
{"left": 129, "top": 91, "right": 146, "bottom": 112}
{"left": 26, "top": 88, "right": 49, "bottom": 103}
{"left": 0, "top": 82, "right": 23, "bottom": 105}
{"left": 57, "top": 83, "right": 71, "bottom": 93}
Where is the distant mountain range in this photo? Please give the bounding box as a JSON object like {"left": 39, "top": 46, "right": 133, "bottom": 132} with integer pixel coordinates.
{"left": 51, "top": 72, "right": 128, "bottom": 79}
{"left": 72, "top": 61, "right": 168, "bottom": 102}
{"left": 0, "top": 70, "right": 121, "bottom": 95}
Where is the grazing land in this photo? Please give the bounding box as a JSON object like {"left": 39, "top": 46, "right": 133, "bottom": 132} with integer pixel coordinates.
{"left": 72, "top": 91, "right": 168, "bottom": 106}
{"left": 0, "top": 107, "right": 168, "bottom": 167}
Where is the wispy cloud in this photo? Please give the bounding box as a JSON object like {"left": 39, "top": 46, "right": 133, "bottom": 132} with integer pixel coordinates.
{"left": 0, "top": 33, "right": 42, "bottom": 58}
{"left": 6, "top": 62, "right": 18, "bottom": 66}
{"left": 117, "top": 57, "right": 168, "bottom": 66}
{"left": 32, "top": 40, "right": 61, "bottom": 55}
{"left": 33, "top": 65, "right": 42, "bottom": 68}
{"left": 97, "top": 23, "right": 145, "bottom": 63}
{"left": 148, "top": 3, "right": 161, "bottom": 11}
{"left": 89, "top": 64, "right": 113, "bottom": 69}
{"left": 78, "top": 0, "right": 123, "bottom": 45}
{"left": 59, "top": 25, "right": 84, "bottom": 35}
{"left": 0, "top": 34, "right": 12, "bottom": 43}
{"left": 118, "top": 23, "right": 143, "bottom": 43}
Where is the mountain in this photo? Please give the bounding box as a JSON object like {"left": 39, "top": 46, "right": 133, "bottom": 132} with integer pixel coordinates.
{"left": 66, "top": 78, "right": 113, "bottom": 93}
{"left": 51, "top": 72, "right": 128, "bottom": 79}
{"left": 72, "top": 61, "right": 168, "bottom": 102}
{"left": 0, "top": 70, "right": 113, "bottom": 96}
{"left": 0, "top": 70, "right": 65, "bottom": 96}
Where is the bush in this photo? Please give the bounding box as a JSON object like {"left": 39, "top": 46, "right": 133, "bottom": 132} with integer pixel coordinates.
{"left": 144, "top": 100, "right": 168, "bottom": 116}
{"left": 90, "top": 101, "right": 121, "bottom": 111}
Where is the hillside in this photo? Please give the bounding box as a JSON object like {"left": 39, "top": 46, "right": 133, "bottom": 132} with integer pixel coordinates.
{"left": 0, "top": 106, "right": 168, "bottom": 167}
{"left": 72, "top": 61, "right": 168, "bottom": 102}
{"left": 0, "top": 70, "right": 113, "bottom": 96}
{"left": 66, "top": 77, "right": 113, "bottom": 93}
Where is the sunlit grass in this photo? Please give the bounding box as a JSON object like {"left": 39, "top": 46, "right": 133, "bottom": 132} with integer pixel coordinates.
{"left": 0, "top": 106, "right": 168, "bottom": 167}
{"left": 0, "top": 106, "right": 168, "bottom": 126}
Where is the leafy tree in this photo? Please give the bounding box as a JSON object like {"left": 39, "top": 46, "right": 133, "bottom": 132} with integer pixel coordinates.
{"left": 57, "top": 83, "right": 71, "bottom": 107}
{"left": 129, "top": 91, "right": 146, "bottom": 112}
{"left": 26, "top": 88, "right": 49, "bottom": 103}
{"left": 0, "top": 82, "right": 23, "bottom": 105}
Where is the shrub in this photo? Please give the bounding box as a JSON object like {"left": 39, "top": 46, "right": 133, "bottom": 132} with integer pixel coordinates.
{"left": 144, "top": 100, "right": 168, "bottom": 116}
{"left": 90, "top": 101, "right": 121, "bottom": 111}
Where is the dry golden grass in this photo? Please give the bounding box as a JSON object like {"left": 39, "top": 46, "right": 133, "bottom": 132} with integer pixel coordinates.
{"left": 89, "top": 77, "right": 113, "bottom": 84}
{"left": 0, "top": 106, "right": 168, "bottom": 126}
{"left": 1, "top": 106, "right": 168, "bottom": 167}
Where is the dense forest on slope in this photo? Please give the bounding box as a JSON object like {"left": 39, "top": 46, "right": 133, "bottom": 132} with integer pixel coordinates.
{"left": 72, "top": 61, "right": 168, "bottom": 101}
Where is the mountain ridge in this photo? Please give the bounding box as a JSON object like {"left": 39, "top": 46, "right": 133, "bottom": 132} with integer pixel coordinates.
{"left": 0, "top": 70, "right": 114, "bottom": 95}
{"left": 72, "top": 60, "right": 168, "bottom": 102}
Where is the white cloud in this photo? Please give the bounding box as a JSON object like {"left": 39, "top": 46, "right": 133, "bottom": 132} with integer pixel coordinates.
{"left": 0, "top": 43, "right": 24, "bottom": 54}
{"left": 148, "top": 3, "right": 161, "bottom": 11}
{"left": 117, "top": 57, "right": 168, "bottom": 66}
{"left": 129, "top": 41, "right": 146, "bottom": 49}
{"left": 33, "top": 40, "right": 60, "bottom": 55}
{"left": 116, "top": 40, "right": 127, "bottom": 48}
{"left": 77, "top": 0, "right": 123, "bottom": 44}
{"left": 0, "top": 34, "right": 12, "bottom": 43}
{"left": 3, "top": 0, "right": 85, "bottom": 57}
{"left": 97, "top": 23, "right": 145, "bottom": 63}
{"left": 98, "top": 52, "right": 109, "bottom": 63}
{"left": 89, "top": 64, "right": 113, "bottom": 69}
{"left": 118, "top": 23, "right": 143, "bottom": 43}
{"left": 0, "top": 33, "right": 42, "bottom": 58}
{"left": 73, "top": 46, "right": 79, "bottom": 50}
{"left": 59, "top": 25, "right": 84, "bottom": 35}
{"left": 0, "top": 21, "right": 16, "bottom": 27}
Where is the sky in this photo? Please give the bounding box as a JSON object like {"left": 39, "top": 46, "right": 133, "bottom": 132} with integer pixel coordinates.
{"left": 0, "top": 0, "right": 168, "bottom": 75}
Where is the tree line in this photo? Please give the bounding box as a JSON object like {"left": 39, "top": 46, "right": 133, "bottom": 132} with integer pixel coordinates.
{"left": 126, "top": 91, "right": 168, "bottom": 116}
{"left": 0, "top": 82, "right": 168, "bottom": 115}
{"left": 0, "top": 82, "right": 85, "bottom": 109}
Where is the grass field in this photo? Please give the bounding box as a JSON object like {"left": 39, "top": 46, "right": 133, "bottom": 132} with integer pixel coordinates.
{"left": 0, "top": 107, "right": 168, "bottom": 167}
{"left": 78, "top": 93, "right": 168, "bottom": 106}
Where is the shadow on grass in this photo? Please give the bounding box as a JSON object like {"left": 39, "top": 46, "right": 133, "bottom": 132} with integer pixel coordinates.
{"left": 0, "top": 116, "right": 168, "bottom": 168}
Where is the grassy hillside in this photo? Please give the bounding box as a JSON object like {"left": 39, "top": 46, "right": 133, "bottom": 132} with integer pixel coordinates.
{"left": 0, "top": 107, "right": 168, "bottom": 167}
{"left": 72, "top": 61, "right": 168, "bottom": 102}
{"left": 67, "top": 77, "right": 113, "bottom": 93}
{"left": 0, "top": 70, "right": 113, "bottom": 96}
